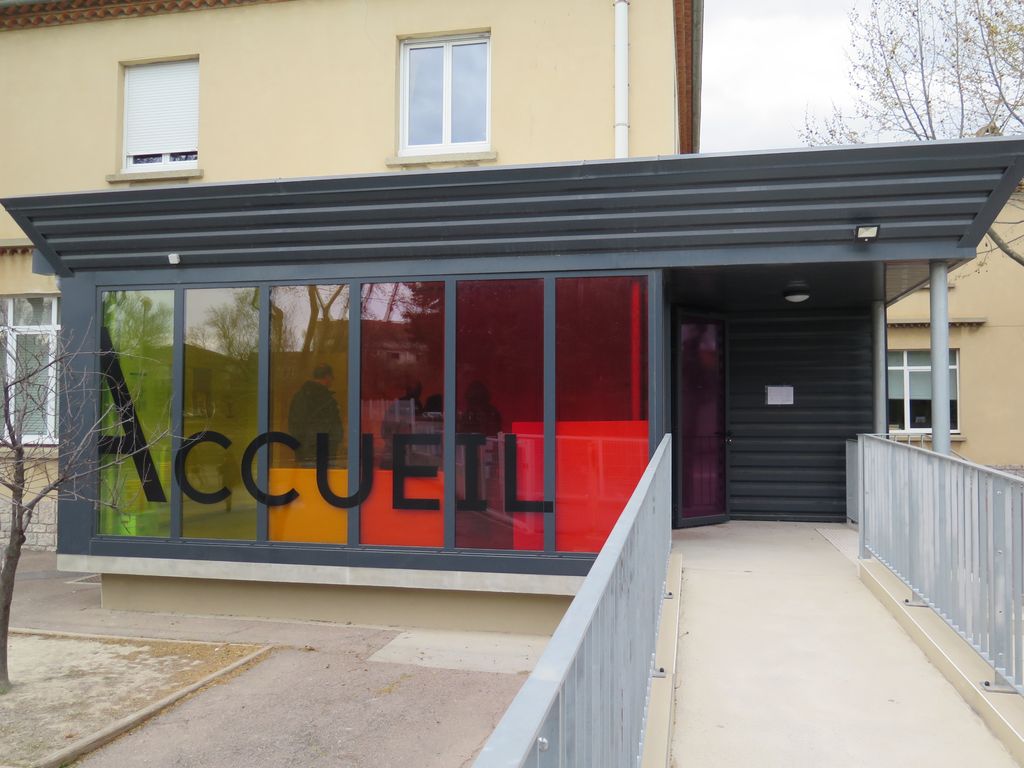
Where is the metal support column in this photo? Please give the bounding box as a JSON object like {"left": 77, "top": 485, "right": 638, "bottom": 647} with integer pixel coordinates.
{"left": 871, "top": 299, "right": 887, "bottom": 435}
{"left": 929, "top": 260, "right": 951, "bottom": 455}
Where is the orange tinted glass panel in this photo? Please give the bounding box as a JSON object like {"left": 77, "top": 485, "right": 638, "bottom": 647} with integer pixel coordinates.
{"left": 268, "top": 285, "right": 350, "bottom": 543}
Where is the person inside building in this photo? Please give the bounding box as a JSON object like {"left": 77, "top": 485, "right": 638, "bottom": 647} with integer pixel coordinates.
{"left": 288, "top": 363, "right": 345, "bottom": 465}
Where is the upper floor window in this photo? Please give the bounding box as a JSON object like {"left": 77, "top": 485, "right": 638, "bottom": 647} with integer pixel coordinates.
{"left": 887, "top": 349, "right": 959, "bottom": 433}
{"left": 1, "top": 297, "right": 60, "bottom": 444}
{"left": 123, "top": 59, "right": 199, "bottom": 172}
{"left": 400, "top": 35, "right": 490, "bottom": 156}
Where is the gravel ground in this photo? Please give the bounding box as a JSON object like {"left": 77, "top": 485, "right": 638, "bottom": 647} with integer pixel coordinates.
{"left": 6, "top": 552, "right": 533, "bottom": 768}
{"left": 0, "top": 633, "right": 261, "bottom": 767}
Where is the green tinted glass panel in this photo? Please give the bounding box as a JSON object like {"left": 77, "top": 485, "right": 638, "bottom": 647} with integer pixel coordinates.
{"left": 182, "top": 288, "right": 259, "bottom": 540}
{"left": 98, "top": 290, "right": 174, "bottom": 537}
{"left": 907, "top": 351, "right": 931, "bottom": 366}
{"left": 886, "top": 351, "right": 902, "bottom": 367}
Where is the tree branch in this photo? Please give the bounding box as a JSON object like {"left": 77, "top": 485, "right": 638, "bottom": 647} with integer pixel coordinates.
{"left": 987, "top": 225, "right": 1024, "bottom": 267}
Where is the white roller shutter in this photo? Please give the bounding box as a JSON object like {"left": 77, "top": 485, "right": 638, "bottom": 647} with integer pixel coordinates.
{"left": 124, "top": 59, "right": 199, "bottom": 159}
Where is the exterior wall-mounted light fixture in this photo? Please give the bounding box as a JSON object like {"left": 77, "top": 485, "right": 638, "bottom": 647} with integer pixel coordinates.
{"left": 855, "top": 224, "right": 880, "bottom": 242}
{"left": 783, "top": 281, "right": 811, "bottom": 303}
{"left": 167, "top": 252, "right": 181, "bottom": 265}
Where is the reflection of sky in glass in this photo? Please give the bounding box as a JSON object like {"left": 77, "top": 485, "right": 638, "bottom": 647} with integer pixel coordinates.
{"left": 408, "top": 46, "right": 443, "bottom": 145}
{"left": 360, "top": 283, "right": 416, "bottom": 322}
{"left": 452, "top": 43, "right": 487, "bottom": 143}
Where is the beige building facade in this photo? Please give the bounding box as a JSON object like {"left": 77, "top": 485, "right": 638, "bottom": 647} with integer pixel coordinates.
{"left": 0, "top": 0, "right": 701, "bottom": 551}
{"left": 887, "top": 191, "right": 1024, "bottom": 469}
{"left": 0, "top": 0, "right": 690, "bottom": 245}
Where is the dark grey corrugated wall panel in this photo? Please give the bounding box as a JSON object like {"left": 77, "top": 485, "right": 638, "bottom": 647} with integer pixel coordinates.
{"left": 727, "top": 314, "right": 873, "bottom": 521}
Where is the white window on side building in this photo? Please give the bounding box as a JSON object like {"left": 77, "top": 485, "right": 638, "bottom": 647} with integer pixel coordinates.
{"left": 887, "top": 349, "right": 960, "bottom": 433}
{"left": 0, "top": 297, "right": 60, "bottom": 444}
{"left": 123, "top": 59, "right": 199, "bottom": 172}
{"left": 400, "top": 35, "right": 490, "bottom": 156}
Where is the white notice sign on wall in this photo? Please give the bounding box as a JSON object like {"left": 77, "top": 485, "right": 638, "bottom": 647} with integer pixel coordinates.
{"left": 765, "top": 385, "right": 794, "bottom": 406}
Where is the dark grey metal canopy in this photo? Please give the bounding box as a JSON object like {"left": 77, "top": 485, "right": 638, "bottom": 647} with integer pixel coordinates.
{"left": 5, "top": 137, "right": 1024, "bottom": 277}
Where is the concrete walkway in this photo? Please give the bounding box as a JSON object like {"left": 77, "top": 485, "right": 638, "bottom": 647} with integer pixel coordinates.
{"left": 671, "top": 521, "right": 1019, "bottom": 768}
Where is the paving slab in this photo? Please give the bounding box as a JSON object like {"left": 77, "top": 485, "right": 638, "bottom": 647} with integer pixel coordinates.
{"left": 670, "top": 521, "right": 1019, "bottom": 768}
{"left": 369, "top": 629, "right": 547, "bottom": 674}
{"left": 6, "top": 551, "right": 533, "bottom": 768}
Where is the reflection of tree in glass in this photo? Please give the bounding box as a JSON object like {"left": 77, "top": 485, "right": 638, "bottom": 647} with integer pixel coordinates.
{"left": 402, "top": 283, "right": 444, "bottom": 360}
{"left": 100, "top": 291, "right": 174, "bottom": 437}
{"left": 272, "top": 285, "right": 349, "bottom": 354}
{"left": 103, "top": 291, "right": 173, "bottom": 357}
{"left": 360, "top": 282, "right": 441, "bottom": 336}
{"left": 359, "top": 282, "right": 443, "bottom": 401}
{"left": 186, "top": 288, "right": 259, "bottom": 362}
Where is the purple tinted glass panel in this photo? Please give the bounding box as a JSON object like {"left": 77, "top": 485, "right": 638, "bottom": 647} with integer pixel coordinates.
{"left": 679, "top": 320, "right": 726, "bottom": 519}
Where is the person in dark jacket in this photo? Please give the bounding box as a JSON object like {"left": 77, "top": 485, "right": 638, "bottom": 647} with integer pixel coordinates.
{"left": 288, "top": 363, "right": 344, "bottom": 465}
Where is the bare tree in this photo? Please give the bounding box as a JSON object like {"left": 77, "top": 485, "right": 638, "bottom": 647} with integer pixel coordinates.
{"left": 803, "top": 0, "right": 1024, "bottom": 265}
{"left": 0, "top": 319, "right": 168, "bottom": 693}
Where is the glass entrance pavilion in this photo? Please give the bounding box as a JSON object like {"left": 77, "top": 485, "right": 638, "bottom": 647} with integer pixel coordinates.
{"left": 5, "top": 139, "right": 1024, "bottom": 606}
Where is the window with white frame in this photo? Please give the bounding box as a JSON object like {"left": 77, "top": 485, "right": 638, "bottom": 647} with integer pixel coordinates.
{"left": 123, "top": 59, "right": 199, "bottom": 172}
{"left": 0, "top": 297, "right": 60, "bottom": 444}
{"left": 887, "top": 349, "right": 959, "bottom": 433}
{"left": 400, "top": 35, "right": 490, "bottom": 155}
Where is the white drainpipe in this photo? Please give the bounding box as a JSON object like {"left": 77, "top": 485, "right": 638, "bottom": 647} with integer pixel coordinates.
{"left": 614, "top": 0, "right": 630, "bottom": 158}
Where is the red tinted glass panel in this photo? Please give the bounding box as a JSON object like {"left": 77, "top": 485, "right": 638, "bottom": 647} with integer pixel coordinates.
{"left": 360, "top": 282, "right": 444, "bottom": 546}
{"left": 455, "top": 280, "right": 544, "bottom": 550}
{"left": 556, "top": 276, "right": 648, "bottom": 552}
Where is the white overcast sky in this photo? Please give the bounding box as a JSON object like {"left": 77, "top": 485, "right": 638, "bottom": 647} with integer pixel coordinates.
{"left": 699, "top": 0, "right": 866, "bottom": 153}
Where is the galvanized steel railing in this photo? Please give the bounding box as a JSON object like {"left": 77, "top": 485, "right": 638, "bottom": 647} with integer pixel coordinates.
{"left": 859, "top": 434, "right": 1024, "bottom": 693}
{"left": 474, "top": 435, "right": 672, "bottom": 767}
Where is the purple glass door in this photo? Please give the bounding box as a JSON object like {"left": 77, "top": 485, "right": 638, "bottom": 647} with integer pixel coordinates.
{"left": 679, "top": 319, "right": 727, "bottom": 522}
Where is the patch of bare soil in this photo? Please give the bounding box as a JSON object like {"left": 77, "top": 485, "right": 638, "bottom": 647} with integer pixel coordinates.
{"left": 0, "top": 633, "right": 261, "bottom": 767}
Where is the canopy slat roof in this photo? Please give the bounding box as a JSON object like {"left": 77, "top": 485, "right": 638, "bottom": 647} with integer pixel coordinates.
{"left": 5, "top": 138, "right": 1024, "bottom": 276}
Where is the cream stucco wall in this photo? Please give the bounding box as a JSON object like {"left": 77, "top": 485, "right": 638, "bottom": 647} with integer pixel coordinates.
{"left": 0, "top": 0, "right": 680, "bottom": 241}
{"left": 887, "top": 193, "right": 1024, "bottom": 467}
{"left": 0, "top": 249, "right": 58, "bottom": 295}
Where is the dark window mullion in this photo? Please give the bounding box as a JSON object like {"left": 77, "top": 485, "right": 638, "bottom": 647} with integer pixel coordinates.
{"left": 543, "top": 276, "right": 556, "bottom": 553}
{"left": 170, "top": 286, "right": 184, "bottom": 540}
{"left": 443, "top": 279, "right": 456, "bottom": 550}
{"left": 256, "top": 284, "right": 270, "bottom": 543}
{"left": 348, "top": 280, "right": 361, "bottom": 546}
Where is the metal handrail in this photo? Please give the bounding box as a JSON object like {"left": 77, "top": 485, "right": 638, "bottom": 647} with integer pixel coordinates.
{"left": 474, "top": 435, "right": 672, "bottom": 767}
{"left": 859, "top": 434, "right": 1024, "bottom": 693}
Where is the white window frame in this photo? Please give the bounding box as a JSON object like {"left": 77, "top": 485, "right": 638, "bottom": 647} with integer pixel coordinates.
{"left": 399, "top": 34, "right": 491, "bottom": 156}
{"left": 887, "top": 349, "right": 960, "bottom": 434}
{"left": 1, "top": 297, "right": 60, "bottom": 445}
{"left": 121, "top": 58, "right": 199, "bottom": 174}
